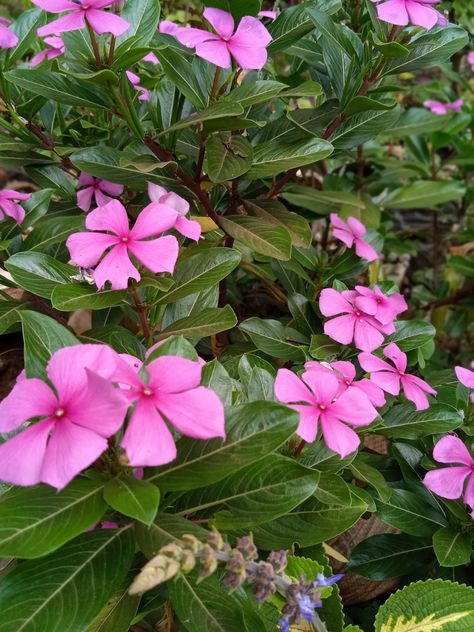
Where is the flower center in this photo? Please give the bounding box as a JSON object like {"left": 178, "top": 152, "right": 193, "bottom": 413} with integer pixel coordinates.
{"left": 54, "top": 407, "right": 66, "bottom": 418}
{"left": 355, "top": 310, "right": 362, "bottom": 317}
{"left": 121, "top": 236, "right": 129, "bottom": 243}
{"left": 319, "top": 404, "right": 326, "bottom": 411}
{"left": 142, "top": 387, "right": 154, "bottom": 397}
{"left": 345, "top": 380, "right": 351, "bottom": 386}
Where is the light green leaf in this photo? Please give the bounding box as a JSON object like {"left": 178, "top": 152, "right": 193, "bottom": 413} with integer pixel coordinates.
{"left": 330, "top": 108, "right": 401, "bottom": 150}
{"left": 104, "top": 477, "right": 160, "bottom": 525}
{"left": 384, "top": 181, "right": 465, "bottom": 209}
{"left": 218, "top": 215, "right": 292, "bottom": 260}
{"left": 156, "top": 47, "right": 207, "bottom": 108}
{"left": 205, "top": 135, "right": 253, "bottom": 182}
{"left": 386, "top": 320, "right": 436, "bottom": 351}
{"left": 240, "top": 317, "right": 307, "bottom": 361}
{"left": 228, "top": 80, "right": 287, "bottom": 107}
{"left": 158, "top": 102, "right": 244, "bottom": 137}
{"left": 0, "top": 299, "right": 25, "bottom": 335}
{"left": 21, "top": 216, "right": 84, "bottom": 252}
{"left": 116, "top": 0, "right": 160, "bottom": 47}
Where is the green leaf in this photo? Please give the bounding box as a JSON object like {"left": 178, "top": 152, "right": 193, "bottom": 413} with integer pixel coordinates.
{"left": 374, "top": 488, "right": 447, "bottom": 536}
{"left": 205, "top": 135, "right": 253, "bottom": 182}
{"left": 384, "top": 108, "right": 451, "bottom": 136}
{"left": 349, "top": 456, "right": 392, "bottom": 502}
{"left": 378, "top": 404, "right": 463, "bottom": 439}
{"left": 116, "top": 0, "right": 160, "bottom": 47}
{"left": 136, "top": 514, "right": 209, "bottom": 558}
{"left": 0, "top": 527, "right": 135, "bottom": 632}
{"left": 148, "top": 401, "right": 299, "bottom": 491}
{"left": 21, "top": 216, "right": 84, "bottom": 252}
{"left": 204, "top": 0, "right": 261, "bottom": 21}
{"left": 240, "top": 317, "right": 307, "bottom": 361}
{"left": 87, "top": 577, "right": 140, "bottom": 632}
{"left": 51, "top": 284, "right": 128, "bottom": 311}
{"left": 330, "top": 108, "right": 401, "bottom": 150}
{"left": 5, "top": 252, "right": 75, "bottom": 299}
{"left": 243, "top": 199, "right": 312, "bottom": 248}
{"left": 448, "top": 256, "right": 474, "bottom": 278}
{"left": 282, "top": 186, "right": 366, "bottom": 214}
{"left": 158, "top": 248, "right": 241, "bottom": 304}
{"left": 433, "top": 527, "right": 473, "bottom": 568}
{"left": 0, "top": 299, "right": 25, "bottom": 335}
{"left": 10, "top": 9, "right": 46, "bottom": 66}
{"left": 228, "top": 80, "right": 287, "bottom": 107}
{"left": 348, "top": 534, "right": 433, "bottom": 580}
{"left": 279, "top": 80, "right": 324, "bottom": 98}
{"left": 156, "top": 305, "right": 237, "bottom": 341}
{"left": 0, "top": 479, "right": 106, "bottom": 559}
{"left": 217, "top": 215, "right": 292, "bottom": 260}
{"left": 371, "top": 33, "right": 409, "bottom": 59}
{"left": 156, "top": 47, "right": 207, "bottom": 108}
{"left": 158, "top": 102, "right": 244, "bottom": 137}
{"left": 103, "top": 477, "right": 160, "bottom": 525}
{"left": 343, "top": 96, "right": 397, "bottom": 117}
{"left": 314, "top": 473, "right": 352, "bottom": 506}
{"left": 374, "top": 579, "right": 474, "bottom": 632}
{"left": 247, "top": 137, "right": 333, "bottom": 179}
{"left": 384, "top": 180, "right": 465, "bottom": 209}
{"left": 386, "top": 320, "right": 436, "bottom": 351}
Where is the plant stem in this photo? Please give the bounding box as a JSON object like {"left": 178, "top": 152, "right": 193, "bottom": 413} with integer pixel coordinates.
{"left": 107, "top": 35, "right": 116, "bottom": 66}
{"left": 86, "top": 20, "right": 103, "bottom": 68}
{"left": 210, "top": 66, "right": 221, "bottom": 101}
{"left": 130, "top": 288, "right": 152, "bottom": 342}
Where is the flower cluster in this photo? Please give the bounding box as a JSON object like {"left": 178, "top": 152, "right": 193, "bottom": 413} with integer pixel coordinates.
{"left": 371, "top": 0, "right": 447, "bottom": 29}
{"left": 0, "top": 344, "right": 225, "bottom": 489}
{"left": 0, "top": 189, "right": 31, "bottom": 224}
{"left": 424, "top": 99, "right": 463, "bottom": 115}
{"left": 330, "top": 214, "right": 379, "bottom": 262}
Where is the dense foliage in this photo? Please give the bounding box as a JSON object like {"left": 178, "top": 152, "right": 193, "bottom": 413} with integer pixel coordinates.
{"left": 0, "top": 0, "right": 472, "bottom": 630}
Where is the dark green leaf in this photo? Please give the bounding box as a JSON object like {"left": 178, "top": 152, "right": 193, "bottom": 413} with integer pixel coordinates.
{"left": 244, "top": 199, "right": 312, "bottom": 248}
{"left": 51, "top": 284, "right": 128, "bottom": 311}
{"left": 5, "top": 252, "right": 75, "bottom": 299}
{"left": 374, "top": 488, "right": 447, "bottom": 536}
{"left": 205, "top": 135, "right": 253, "bottom": 182}
{"left": 384, "top": 181, "right": 465, "bottom": 209}
{"left": 247, "top": 137, "right": 333, "bottom": 178}
{"left": 116, "top": 0, "right": 161, "bottom": 47}
{"left": 240, "top": 317, "right": 307, "bottom": 361}
{"left": 378, "top": 404, "right": 462, "bottom": 439}
{"left": 156, "top": 305, "right": 237, "bottom": 341}
{"left": 386, "top": 320, "right": 436, "bottom": 351}
{"left": 218, "top": 215, "right": 292, "bottom": 260}
{"left": 433, "top": 527, "right": 473, "bottom": 568}
{"left": 104, "top": 477, "right": 160, "bottom": 525}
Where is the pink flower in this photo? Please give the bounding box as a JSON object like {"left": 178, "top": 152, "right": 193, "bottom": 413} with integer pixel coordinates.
{"left": 148, "top": 183, "right": 201, "bottom": 241}
{"left": 66, "top": 199, "right": 180, "bottom": 290}
{"left": 275, "top": 368, "right": 378, "bottom": 457}
{"left": 33, "top": 0, "right": 130, "bottom": 37}
{"left": 353, "top": 285, "right": 407, "bottom": 325}
{"left": 126, "top": 71, "right": 149, "bottom": 101}
{"left": 0, "top": 189, "right": 31, "bottom": 224}
{"left": 468, "top": 52, "right": 474, "bottom": 72}
{"left": 142, "top": 52, "right": 158, "bottom": 64}
{"left": 113, "top": 354, "right": 225, "bottom": 466}
{"left": 258, "top": 10, "right": 278, "bottom": 19}
{"left": 424, "top": 99, "right": 463, "bottom": 115}
{"left": 159, "top": 20, "right": 180, "bottom": 35}
{"left": 0, "top": 345, "right": 128, "bottom": 489}
{"left": 319, "top": 288, "right": 394, "bottom": 352}
{"left": 423, "top": 435, "right": 474, "bottom": 519}
{"left": 304, "top": 360, "right": 386, "bottom": 407}
{"left": 0, "top": 16, "right": 19, "bottom": 49}
{"left": 30, "top": 35, "right": 65, "bottom": 66}
{"left": 330, "top": 214, "right": 379, "bottom": 262}
{"left": 76, "top": 172, "right": 124, "bottom": 212}
{"left": 358, "top": 342, "right": 437, "bottom": 410}
{"left": 172, "top": 8, "right": 272, "bottom": 70}
{"left": 371, "top": 0, "right": 448, "bottom": 30}
{"left": 455, "top": 363, "right": 474, "bottom": 403}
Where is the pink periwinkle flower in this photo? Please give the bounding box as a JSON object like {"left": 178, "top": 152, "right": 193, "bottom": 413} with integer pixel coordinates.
{"left": 33, "top": 0, "right": 130, "bottom": 37}
{"left": 77, "top": 172, "right": 124, "bottom": 212}
{"left": 359, "top": 342, "right": 437, "bottom": 410}
{"left": 275, "top": 368, "right": 378, "bottom": 457}
{"left": 142, "top": 52, "right": 158, "bottom": 64}
{"left": 455, "top": 363, "right": 474, "bottom": 403}
{"left": 0, "top": 345, "right": 128, "bottom": 490}
{"left": 468, "top": 52, "right": 474, "bottom": 72}
{"left": 423, "top": 435, "right": 474, "bottom": 519}
{"left": 258, "top": 10, "right": 278, "bottom": 20}
{"left": 30, "top": 36, "right": 65, "bottom": 66}
{"left": 319, "top": 288, "right": 395, "bottom": 352}
{"left": 113, "top": 354, "right": 225, "bottom": 466}
{"left": 371, "top": 0, "right": 448, "bottom": 30}
{"left": 0, "top": 16, "right": 18, "bottom": 49}
{"left": 172, "top": 8, "right": 272, "bottom": 70}
{"left": 330, "top": 214, "right": 379, "bottom": 262}
{"left": 353, "top": 285, "right": 407, "bottom": 325}
{"left": 159, "top": 20, "right": 180, "bottom": 35}
{"left": 66, "top": 199, "right": 180, "bottom": 290}
{"left": 148, "top": 182, "right": 201, "bottom": 241}
{"left": 0, "top": 189, "right": 31, "bottom": 224}
{"left": 424, "top": 99, "right": 463, "bottom": 115}
{"left": 304, "top": 360, "right": 386, "bottom": 408}
{"left": 126, "top": 71, "right": 150, "bottom": 101}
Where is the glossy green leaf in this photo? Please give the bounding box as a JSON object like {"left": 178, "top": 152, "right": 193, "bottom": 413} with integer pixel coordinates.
{"left": 282, "top": 186, "right": 366, "bottom": 213}
{"left": 136, "top": 514, "right": 209, "bottom": 558}
{"left": 116, "top": 0, "right": 161, "bottom": 47}
{"left": 343, "top": 96, "right": 397, "bottom": 117}
{"left": 104, "top": 478, "right": 160, "bottom": 525}
{"left": 384, "top": 180, "right": 465, "bottom": 209}
{"left": 0, "top": 299, "right": 25, "bottom": 335}
{"left": 349, "top": 456, "right": 392, "bottom": 502}
{"left": 386, "top": 320, "right": 436, "bottom": 351}
{"left": 378, "top": 404, "right": 463, "bottom": 439}
{"left": 433, "top": 527, "right": 473, "bottom": 568}
{"left": 204, "top": 0, "right": 261, "bottom": 21}
{"left": 21, "top": 216, "right": 84, "bottom": 252}
{"left": 205, "top": 135, "right": 253, "bottom": 182}
{"left": 51, "top": 284, "right": 128, "bottom": 311}
{"left": 156, "top": 47, "right": 207, "bottom": 108}
{"left": 247, "top": 137, "right": 333, "bottom": 178}
{"left": 156, "top": 305, "right": 237, "bottom": 341}
{"left": 158, "top": 102, "right": 244, "bottom": 137}
{"left": 330, "top": 108, "right": 401, "bottom": 149}
{"left": 228, "top": 80, "right": 287, "bottom": 107}
{"left": 374, "top": 488, "right": 447, "bottom": 536}
{"left": 218, "top": 215, "right": 292, "bottom": 260}
{"left": 10, "top": 9, "right": 46, "bottom": 66}
{"left": 5, "top": 252, "right": 75, "bottom": 299}
{"left": 243, "top": 199, "right": 312, "bottom": 248}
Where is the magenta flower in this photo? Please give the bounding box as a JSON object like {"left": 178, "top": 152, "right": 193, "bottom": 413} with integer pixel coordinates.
{"left": 30, "top": 36, "right": 64, "bottom": 66}
{"left": 258, "top": 10, "right": 278, "bottom": 19}
{"left": 0, "top": 17, "right": 19, "bottom": 49}
{"left": 142, "top": 52, "right": 158, "bottom": 64}
{"left": 113, "top": 354, "right": 225, "bottom": 466}
{"left": 424, "top": 99, "right": 463, "bottom": 115}
{"left": 319, "top": 288, "right": 394, "bottom": 352}
{"left": 423, "top": 435, "right": 474, "bottom": 519}
{"left": 358, "top": 342, "right": 436, "bottom": 410}
{"left": 0, "top": 189, "right": 31, "bottom": 224}
{"left": 0, "top": 345, "right": 128, "bottom": 489}
{"left": 371, "top": 0, "right": 448, "bottom": 29}
{"left": 126, "top": 71, "right": 150, "bottom": 101}
{"left": 330, "top": 214, "right": 379, "bottom": 262}
{"left": 33, "top": 0, "right": 130, "bottom": 37}
{"left": 353, "top": 285, "right": 407, "bottom": 325}
{"left": 173, "top": 8, "right": 272, "bottom": 70}
{"left": 455, "top": 363, "right": 474, "bottom": 403}
{"left": 159, "top": 20, "right": 180, "bottom": 35}
{"left": 148, "top": 183, "right": 201, "bottom": 241}
{"left": 77, "top": 172, "right": 124, "bottom": 212}
{"left": 275, "top": 368, "right": 378, "bottom": 457}
{"left": 468, "top": 52, "right": 474, "bottom": 72}
{"left": 66, "top": 199, "right": 180, "bottom": 290}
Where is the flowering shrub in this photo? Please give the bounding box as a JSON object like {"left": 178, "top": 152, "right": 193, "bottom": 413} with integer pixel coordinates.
{"left": 0, "top": 0, "right": 472, "bottom": 630}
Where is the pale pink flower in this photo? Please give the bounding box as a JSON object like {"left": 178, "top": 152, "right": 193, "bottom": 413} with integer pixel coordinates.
{"left": 159, "top": 20, "right": 180, "bottom": 35}
{"left": 142, "top": 52, "right": 158, "bottom": 63}
{"left": 353, "top": 285, "right": 407, "bottom": 325}
{"left": 0, "top": 189, "right": 31, "bottom": 224}
{"left": 423, "top": 435, "right": 474, "bottom": 519}
{"left": 77, "top": 172, "right": 124, "bottom": 212}
{"left": 0, "top": 345, "right": 127, "bottom": 490}
{"left": 468, "top": 52, "right": 474, "bottom": 72}
{"left": 0, "top": 16, "right": 19, "bottom": 49}
{"left": 371, "top": 0, "right": 448, "bottom": 30}
{"left": 358, "top": 342, "right": 436, "bottom": 410}
{"left": 424, "top": 99, "right": 463, "bottom": 115}
{"left": 126, "top": 70, "right": 149, "bottom": 101}
{"left": 148, "top": 183, "right": 201, "bottom": 241}
{"left": 30, "top": 36, "right": 64, "bottom": 66}
{"left": 258, "top": 10, "right": 278, "bottom": 19}
{"left": 33, "top": 0, "right": 130, "bottom": 37}
{"left": 455, "top": 363, "right": 474, "bottom": 403}
{"left": 304, "top": 360, "right": 386, "bottom": 407}
{"left": 172, "top": 8, "right": 272, "bottom": 70}
{"left": 113, "top": 354, "right": 225, "bottom": 466}
{"left": 275, "top": 368, "right": 378, "bottom": 457}
{"left": 319, "top": 288, "right": 394, "bottom": 352}
{"left": 66, "top": 199, "right": 179, "bottom": 290}
{"left": 330, "top": 214, "right": 379, "bottom": 262}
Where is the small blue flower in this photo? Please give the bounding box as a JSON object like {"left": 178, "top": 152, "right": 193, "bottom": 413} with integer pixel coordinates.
{"left": 278, "top": 616, "right": 290, "bottom": 632}
{"left": 316, "top": 573, "right": 344, "bottom": 587}
{"left": 298, "top": 594, "right": 318, "bottom": 622}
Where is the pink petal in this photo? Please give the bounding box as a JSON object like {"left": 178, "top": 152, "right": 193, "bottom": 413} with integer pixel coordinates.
{"left": 147, "top": 182, "right": 167, "bottom": 202}
{"left": 353, "top": 319, "right": 385, "bottom": 352}
{"left": 330, "top": 213, "right": 349, "bottom": 231}
{"left": 127, "top": 235, "right": 179, "bottom": 275}
{"left": 175, "top": 26, "right": 219, "bottom": 47}
{"left": 31, "top": 0, "right": 78, "bottom": 12}
{"left": 0, "top": 419, "right": 54, "bottom": 487}
{"left": 113, "top": 354, "right": 144, "bottom": 390}
{"left": 358, "top": 352, "right": 393, "bottom": 374}
{"left": 401, "top": 375, "right": 435, "bottom": 410}
{"left": 161, "top": 192, "right": 189, "bottom": 215}
{"left": 93, "top": 244, "right": 141, "bottom": 290}
{"left": 159, "top": 20, "right": 179, "bottom": 35}
{"left": 383, "top": 342, "right": 407, "bottom": 372}
{"left": 66, "top": 231, "right": 118, "bottom": 267}
{"left": 455, "top": 366, "right": 474, "bottom": 389}
{"left": 0, "top": 200, "right": 25, "bottom": 223}
{"left": 369, "top": 371, "right": 401, "bottom": 396}
{"left": 354, "top": 237, "right": 379, "bottom": 261}
{"left": 376, "top": 0, "right": 409, "bottom": 25}
{"left": 30, "top": 50, "right": 49, "bottom": 66}
{"left": 0, "top": 379, "right": 56, "bottom": 433}
{"left": 319, "top": 288, "right": 352, "bottom": 316}
{"left": 258, "top": 11, "right": 278, "bottom": 19}
{"left": 147, "top": 356, "right": 202, "bottom": 393}
{"left": 77, "top": 186, "right": 94, "bottom": 212}
{"left": 227, "top": 43, "right": 268, "bottom": 70}
{"left": 432, "top": 435, "right": 474, "bottom": 466}
{"left": 121, "top": 399, "right": 177, "bottom": 467}
{"left": 354, "top": 294, "right": 378, "bottom": 316}
{"left": 38, "top": 11, "right": 85, "bottom": 37}
{"left": 78, "top": 172, "right": 95, "bottom": 187}
{"left": 157, "top": 387, "right": 226, "bottom": 439}
{"left": 332, "top": 225, "right": 355, "bottom": 249}
{"left": 175, "top": 216, "right": 201, "bottom": 241}
{"left": 330, "top": 387, "right": 378, "bottom": 426}
{"left": 85, "top": 199, "right": 130, "bottom": 237}
{"left": 301, "top": 370, "right": 339, "bottom": 405}
{"left": 99, "top": 180, "right": 124, "bottom": 197}
{"left": 0, "top": 23, "right": 19, "bottom": 49}
{"left": 463, "top": 475, "right": 474, "bottom": 512}
{"left": 331, "top": 361, "right": 356, "bottom": 383}
{"left": 0, "top": 190, "right": 31, "bottom": 201}
{"left": 346, "top": 216, "right": 366, "bottom": 238}
{"left": 94, "top": 190, "right": 113, "bottom": 207}
{"left": 203, "top": 7, "right": 235, "bottom": 39}
{"left": 291, "top": 404, "right": 319, "bottom": 442}
{"left": 324, "top": 314, "right": 356, "bottom": 345}
{"left": 423, "top": 466, "right": 470, "bottom": 500}
{"left": 230, "top": 15, "right": 272, "bottom": 48}
{"left": 195, "top": 40, "right": 232, "bottom": 68}
{"left": 274, "top": 368, "right": 315, "bottom": 404}
{"left": 126, "top": 70, "right": 140, "bottom": 85}
{"left": 353, "top": 378, "right": 386, "bottom": 407}
{"left": 320, "top": 414, "right": 360, "bottom": 458}
{"left": 129, "top": 202, "right": 179, "bottom": 239}
{"left": 86, "top": 9, "right": 130, "bottom": 36}
{"left": 405, "top": 0, "right": 439, "bottom": 28}
{"left": 448, "top": 99, "right": 463, "bottom": 112}
{"left": 142, "top": 52, "right": 159, "bottom": 64}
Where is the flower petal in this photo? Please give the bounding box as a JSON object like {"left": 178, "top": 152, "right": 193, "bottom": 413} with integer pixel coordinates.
{"left": 31, "top": 0, "right": 78, "bottom": 12}
{"left": 175, "top": 215, "right": 201, "bottom": 241}
{"left": 38, "top": 11, "right": 85, "bottom": 37}
{"left": 99, "top": 180, "right": 124, "bottom": 197}
{"left": 129, "top": 202, "right": 178, "bottom": 239}
{"left": 405, "top": 0, "right": 439, "bottom": 29}
{"left": 157, "top": 387, "right": 226, "bottom": 439}
{"left": 324, "top": 314, "right": 355, "bottom": 345}
{"left": 432, "top": 435, "right": 474, "bottom": 466}
{"left": 0, "top": 22, "right": 19, "bottom": 48}
{"left": 127, "top": 235, "right": 179, "bottom": 275}
{"left": 291, "top": 404, "right": 319, "bottom": 442}
{"left": 353, "top": 378, "right": 386, "bottom": 407}
{"left": 376, "top": 0, "right": 409, "bottom": 26}
{"left": 423, "top": 466, "right": 470, "bottom": 500}
{"left": 227, "top": 42, "right": 268, "bottom": 70}
{"left": 354, "top": 237, "right": 379, "bottom": 261}
{"left": 358, "top": 351, "right": 394, "bottom": 374}
{"left": 93, "top": 243, "right": 141, "bottom": 290}
{"left": 147, "top": 356, "right": 202, "bottom": 393}
{"left": 77, "top": 186, "right": 94, "bottom": 212}
{"left": 319, "top": 288, "right": 351, "bottom": 316}
{"left": 231, "top": 15, "right": 272, "bottom": 47}
{"left": 383, "top": 343, "right": 407, "bottom": 372}
{"left": 203, "top": 7, "right": 235, "bottom": 39}
{"left": 302, "top": 370, "right": 339, "bottom": 405}
{"left": 330, "top": 387, "right": 378, "bottom": 426}
{"left": 0, "top": 419, "right": 53, "bottom": 486}
{"left": 67, "top": 231, "right": 118, "bottom": 268}
{"left": 401, "top": 375, "right": 435, "bottom": 410}
{"left": 86, "top": 9, "right": 130, "bottom": 36}
{"left": 320, "top": 414, "right": 360, "bottom": 458}
{"left": 369, "top": 371, "right": 401, "bottom": 396}
{"left": 175, "top": 26, "right": 219, "bottom": 47}
{"left": 274, "top": 368, "right": 315, "bottom": 404}
{"left": 455, "top": 366, "right": 474, "bottom": 389}
{"left": 85, "top": 199, "right": 130, "bottom": 237}
{"left": 353, "top": 319, "right": 385, "bottom": 352}
{"left": 0, "top": 378, "right": 56, "bottom": 433}
{"left": 195, "top": 40, "right": 232, "bottom": 68}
